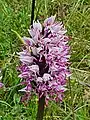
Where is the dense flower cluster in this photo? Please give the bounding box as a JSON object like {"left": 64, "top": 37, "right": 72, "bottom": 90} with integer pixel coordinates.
{"left": 18, "top": 16, "right": 70, "bottom": 103}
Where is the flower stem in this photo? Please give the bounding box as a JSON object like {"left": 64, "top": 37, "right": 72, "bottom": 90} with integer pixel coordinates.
{"left": 31, "top": 0, "right": 36, "bottom": 25}
{"left": 36, "top": 96, "right": 45, "bottom": 120}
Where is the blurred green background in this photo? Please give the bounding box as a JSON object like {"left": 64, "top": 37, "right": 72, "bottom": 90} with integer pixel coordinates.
{"left": 0, "top": 0, "right": 90, "bottom": 119}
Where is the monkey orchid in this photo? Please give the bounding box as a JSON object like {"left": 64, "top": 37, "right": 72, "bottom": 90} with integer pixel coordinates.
{"left": 18, "top": 16, "right": 70, "bottom": 120}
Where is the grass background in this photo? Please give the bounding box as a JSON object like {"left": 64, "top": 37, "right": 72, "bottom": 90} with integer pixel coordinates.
{"left": 0, "top": 0, "right": 90, "bottom": 119}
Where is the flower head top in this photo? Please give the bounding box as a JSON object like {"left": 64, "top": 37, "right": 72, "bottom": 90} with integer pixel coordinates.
{"left": 18, "top": 16, "right": 70, "bottom": 103}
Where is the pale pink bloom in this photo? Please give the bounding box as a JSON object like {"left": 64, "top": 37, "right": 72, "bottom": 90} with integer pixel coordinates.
{"left": 22, "top": 37, "right": 35, "bottom": 46}
{"left": 29, "top": 65, "right": 39, "bottom": 74}
{"left": 18, "top": 16, "right": 70, "bottom": 103}
{"left": 33, "top": 21, "right": 42, "bottom": 32}
{"left": 17, "top": 50, "right": 34, "bottom": 64}
{"left": 50, "top": 23, "right": 67, "bottom": 34}
{"left": 28, "top": 21, "right": 42, "bottom": 42}
{"left": 43, "top": 73, "right": 52, "bottom": 82}
{"left": 43, "top": 15, "right": 56, "bottom": 27}
{"left": 37, "top": 77, "right": 43, "bottom": 82}
{"left": 18, "top": 71, "right": 30, "bottom": 78}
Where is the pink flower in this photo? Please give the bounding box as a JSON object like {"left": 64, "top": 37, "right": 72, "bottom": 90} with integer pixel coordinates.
{"left": 28, "top": 21, "right": 42, "bottom": 42}
{"left": 0, "top": 82, "right": 4, "bottom": 88}
{"left": 18, "top": 16, "right": 70, "bottom": 103}
{"left": 43, "top": 15, "right": 56, "bottom": 27}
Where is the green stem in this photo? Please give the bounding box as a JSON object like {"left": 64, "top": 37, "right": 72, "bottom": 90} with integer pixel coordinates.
{"left": 68, "top": 77, "right": 75, "bottom": 120}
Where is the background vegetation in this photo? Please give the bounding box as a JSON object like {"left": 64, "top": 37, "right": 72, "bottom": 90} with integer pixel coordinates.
{"left": 0, "top": 0, "right": 90, "bottom": 119}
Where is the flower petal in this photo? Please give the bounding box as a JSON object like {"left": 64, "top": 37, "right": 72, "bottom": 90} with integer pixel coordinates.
{"left": 44, "top": 15, "right": 56, "bottom": 27}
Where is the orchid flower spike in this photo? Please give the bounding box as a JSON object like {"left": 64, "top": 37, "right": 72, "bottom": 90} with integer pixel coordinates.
{"left": 18, "top": 16, "right": 70, "bottom": 103}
